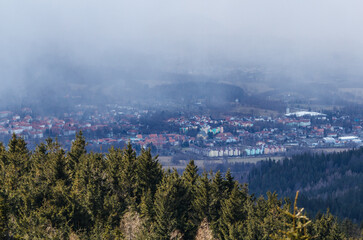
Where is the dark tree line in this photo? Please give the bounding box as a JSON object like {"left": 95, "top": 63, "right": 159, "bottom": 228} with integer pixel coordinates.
{"left": 0, "top": 132, "right": 361, "bottom": 239}
{"left": 248, "top": 149, "right": 363, "bottom": 225}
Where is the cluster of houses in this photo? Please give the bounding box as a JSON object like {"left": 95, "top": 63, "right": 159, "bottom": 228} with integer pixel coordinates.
{"left": 322, "top": 135, "right": 362, "bottom": 146}
{"left": 0, "top": 109, "right": 116, "bottom": 141}
{"left": 0, "top": 110, "right": 61, "bottom": 139}
{"left": 191, "top": 146, "right": 242, "bottom": 157}
{"left": 91, "top": 133, "right": 194, "bottom": 149}
{"left": 1, "top": 106, "right": 363, "bottom": 156}
{"left": 191, "top": 144, "right": 286, "bottom": 158}
{"left": 168, "top": 111, "right": 363, "bottom": 155}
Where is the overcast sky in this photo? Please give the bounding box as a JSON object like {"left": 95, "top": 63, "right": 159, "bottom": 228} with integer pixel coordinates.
{"left": 1, "top": 0, "right": 363, "bottom": 93}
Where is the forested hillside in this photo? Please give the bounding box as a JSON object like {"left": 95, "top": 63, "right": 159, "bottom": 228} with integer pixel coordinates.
{"left": 0, "top": 132, "right": 361, "bottom": 239}
{"left": 248, "top": 149, "right": 363, "bottom": 224}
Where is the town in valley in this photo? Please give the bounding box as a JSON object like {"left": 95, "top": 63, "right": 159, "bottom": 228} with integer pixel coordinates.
{"left": 1, "top": 100, "right": 362, "bottom": 169}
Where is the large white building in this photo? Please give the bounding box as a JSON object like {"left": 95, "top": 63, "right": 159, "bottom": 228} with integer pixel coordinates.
{"left": 285, "top": 111, "right": 326, "bottom": 117}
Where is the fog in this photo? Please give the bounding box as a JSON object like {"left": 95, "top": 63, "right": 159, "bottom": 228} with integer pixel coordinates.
{"left": 1, "top": 0, "right": 363, "bottom": 108}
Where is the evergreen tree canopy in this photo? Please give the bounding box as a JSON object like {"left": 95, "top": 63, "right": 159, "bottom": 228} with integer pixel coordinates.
{"left": 0, "top": 133, "right": 360, "bottom": 239}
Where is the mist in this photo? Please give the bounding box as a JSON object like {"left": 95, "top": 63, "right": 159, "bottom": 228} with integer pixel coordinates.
{"left": 1, "top": 0, "right": 363, "bottom": 109}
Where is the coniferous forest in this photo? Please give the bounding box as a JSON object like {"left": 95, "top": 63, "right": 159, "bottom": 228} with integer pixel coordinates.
{"left": 0, "top": 132, "right": 362, "bottom": 239}
{"left": 248, "top": 149, "right": 363, "bottom": 224}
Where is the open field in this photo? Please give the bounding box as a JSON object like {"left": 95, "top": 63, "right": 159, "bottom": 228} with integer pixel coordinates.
{"left": 222, "top": 81, "right": 274, "bottom": 95}
{"left": 231, "top": 105, "right": 280, "bottom": 117}
{"left": 159, "top": 148, "right": 352, "bottom": 170}
{"left": 158, "top": 155, "right": 286, "bottom": 170}
{"left": 228, "top": 156, "right": 285, "bottom": 163}
{"left": 312, "top": 148, "right": 351, "bottom": 154}
{"left": 158, "top": 156, "right": 172, "bottom": 162}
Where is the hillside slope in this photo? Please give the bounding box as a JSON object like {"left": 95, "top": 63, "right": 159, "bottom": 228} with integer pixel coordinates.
{"left": 248, "top": 148, "right": 363, "bottom": 222}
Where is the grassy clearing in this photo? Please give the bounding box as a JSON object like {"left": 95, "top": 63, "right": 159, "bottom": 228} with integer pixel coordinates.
{"left": 232, "top": 105, "right": 280, "bottom": 117}
{"left": 158, "top": 155, "right": 286, "bottom": 170}
{"left": 228, "top": 156, "right": 285, "bottom": 163}
{"left": 312, "top": 148, "right": 351, "bottom": 154}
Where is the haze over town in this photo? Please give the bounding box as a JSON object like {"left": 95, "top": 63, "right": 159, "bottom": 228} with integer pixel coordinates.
{"left": 2, "top": 0, "right": 363, "bottom": 103}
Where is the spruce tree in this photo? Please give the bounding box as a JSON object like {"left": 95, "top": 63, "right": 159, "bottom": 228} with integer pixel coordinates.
{"left": 8, "top": 133, "right": 28, "bottom": 155}
{"left": 68, "top": 131, "right": 87, "bottom": 160}
{"left": 104, "top": 146, "right": 126, "bottom": 227}
{"left": 7, "top": 133, "right": 30, "bottom": 175}
{"left": 67, "top": 131, "right": 87, "bottom": 171}
{"left": 219, "top": 182, "right": 248, "bottom": 240}
{"left": 182, "top": 160, "right": 200, "bottom": 239}
{"left": 271, "top": 191, "right": 312, "bottom": 240}
{"left": 105, "top": 146, "right": 123, "bottom": 193}
{"left": 3, "top": 134, "right": 30, "bottom": 223}
{"left": 224, "top": 169, "right": 234, "bottom": 195}
{"left": 152, "top": 173, "right": 178, "bottom": 240}
{"left": 313, "top": 211, "right": 344, "bottom": 240}
{"left": 140, "top": 189, "right": 154, "bottom": 219}
{"left": 66, "top": 131, "right": 87, "bottom": 187}
{"left": 210, "top": 170, "right": 225, "bottom": 237}
{"left": 120, "top": 142, "right": 137, "bottom": 207}
{"left": 153, "top": 170, "right": 190, "bottom": 240}
{"left": 194, "top": 171, "right": 211, "bottom": 222}
{"left": 182, "top": 160, "right": 199, "bottom": 189}
{"left": 136, "top": 148, "right": 163, "bottom": 200}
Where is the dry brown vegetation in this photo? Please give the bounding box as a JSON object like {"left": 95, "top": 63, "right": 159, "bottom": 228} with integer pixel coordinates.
{"left": 120, "top": 210, "right": 143, "bottom": 240}
{"left": 195, "top": 218, "right": 215, "bottom": 240}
